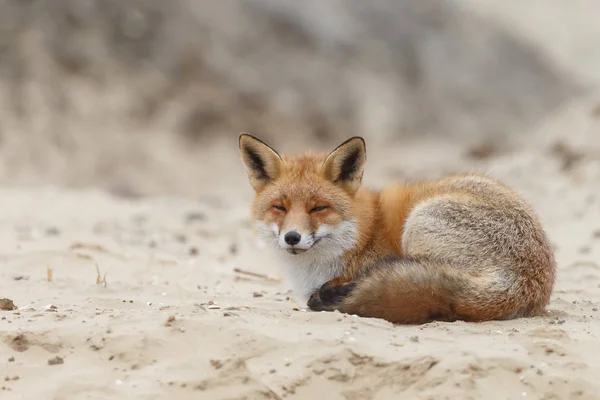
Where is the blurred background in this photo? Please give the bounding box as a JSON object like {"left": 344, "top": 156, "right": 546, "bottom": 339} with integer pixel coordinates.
{"left": 0, "top": 0, "right": 599, "bottom": 199}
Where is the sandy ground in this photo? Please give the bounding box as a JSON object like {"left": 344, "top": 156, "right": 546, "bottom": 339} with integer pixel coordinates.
{"left": 1, "top": 94, "right": 600, "bottom": 400}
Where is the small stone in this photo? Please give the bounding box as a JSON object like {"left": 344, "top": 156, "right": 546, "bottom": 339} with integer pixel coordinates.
{"left": 185, "top": 212, "right": 206, "bottom": 223}
{"left": 0, "top": 298, "right": 17, "bottom": 311}
{"left": 48, "top": 356, "right": 64, "bottom": 366}
{"left": 578, "top": 246, "right": 591, "bottom": 254}
{"left": 409, "top": 336, "right": 420, "bottom": 343}
{"left": 549, "top": 318, "right": 566, "bottom": 325}
{"left": 45, "top": 227, "right": 61, "bottom": 237}
{"left": 252, "top": 292, "right": 263, "bottom": 298}
{"left": 8, "top": 357, "right": 14, "bottom": 362}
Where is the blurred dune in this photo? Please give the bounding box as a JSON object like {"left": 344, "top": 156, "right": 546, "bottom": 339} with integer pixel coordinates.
{"left": 0, "top": 0, "right": 589, "bottom": 196}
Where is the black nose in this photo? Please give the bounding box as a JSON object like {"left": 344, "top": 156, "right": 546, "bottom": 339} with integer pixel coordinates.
{"left": 284, "top": 231, "right": 301, "bottom": 246}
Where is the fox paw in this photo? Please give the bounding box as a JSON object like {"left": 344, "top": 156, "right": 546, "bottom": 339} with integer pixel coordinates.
{"left": 307, "top": 278, "right": 357, "bottom": 311}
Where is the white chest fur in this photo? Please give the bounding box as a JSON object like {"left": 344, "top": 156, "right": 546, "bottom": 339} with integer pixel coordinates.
{"left": 278, "top": 253, "right": 344, "bottom": 305}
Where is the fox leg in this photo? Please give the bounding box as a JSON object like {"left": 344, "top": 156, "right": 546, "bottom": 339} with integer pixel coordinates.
{"left": 307, "top": 277, "right": 357, "bottom": 311}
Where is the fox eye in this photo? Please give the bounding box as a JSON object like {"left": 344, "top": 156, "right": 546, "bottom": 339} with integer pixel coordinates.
{"left": 273, "top": 205, "right": 286, "bottom": 212}
{"left": 310, "top": 205, "right": 329, "bottom": 213}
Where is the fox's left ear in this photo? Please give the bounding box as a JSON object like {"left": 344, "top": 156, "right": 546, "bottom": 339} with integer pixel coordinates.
{"left": 239, "top": 133, "right": 284, "bottom": 192}
{"left": 322, "top": 137, "right": 366, "bottom": 194}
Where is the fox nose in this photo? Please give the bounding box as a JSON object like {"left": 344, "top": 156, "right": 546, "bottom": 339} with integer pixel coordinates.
{"left": 284, "top": 231, "right": 302, "bottom": 246}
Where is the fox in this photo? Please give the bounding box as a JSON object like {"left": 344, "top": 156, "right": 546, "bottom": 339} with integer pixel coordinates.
{"left": 238, "top": 133, "right": 556, "bottom": 324}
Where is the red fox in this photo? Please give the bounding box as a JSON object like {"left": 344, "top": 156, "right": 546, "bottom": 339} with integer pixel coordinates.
{"left": 239, "top": 133, "right": 556, "bottom": 324}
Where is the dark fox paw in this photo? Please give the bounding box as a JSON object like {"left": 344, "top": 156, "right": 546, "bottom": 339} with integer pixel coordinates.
{"left": 307, "top": 278, "right": 357, "bottom": 311}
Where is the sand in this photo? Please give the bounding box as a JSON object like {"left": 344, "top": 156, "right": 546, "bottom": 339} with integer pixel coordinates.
{"left": 0, "top": 92, "right": 599, "bottom": 399}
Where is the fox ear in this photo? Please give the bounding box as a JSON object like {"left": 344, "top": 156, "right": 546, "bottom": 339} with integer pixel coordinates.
{"left": 322, "top": 137, "right": 366, "bottom": 193}
{"left": 239, "top": 133, "right": 283, "bottom": 192}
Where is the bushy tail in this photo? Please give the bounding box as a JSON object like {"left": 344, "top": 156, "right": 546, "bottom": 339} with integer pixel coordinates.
{"left": 312, "top": 258, "right": 547, "bottom": 324}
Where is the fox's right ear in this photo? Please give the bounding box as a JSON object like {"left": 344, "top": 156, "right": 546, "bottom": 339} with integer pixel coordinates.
{"left": 239, "top": 133, "right": 283, "bottom": 192}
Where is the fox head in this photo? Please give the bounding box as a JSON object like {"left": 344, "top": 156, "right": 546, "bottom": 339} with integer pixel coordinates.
{"left": 239, "top": 133, "right": 366, "bottom": 258}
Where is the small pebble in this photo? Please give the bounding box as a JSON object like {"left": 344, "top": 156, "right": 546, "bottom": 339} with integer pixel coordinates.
{"left": 0, "top": 298, "right": 17, "bottom": 311}
{"left": 45, "top": 227, "right": 61, "bottom": 236}
{"left": 48, "top": 356, "right": 64, "bottom": 366}
{"left": 185, "top": 212, "right": 206, "bottom": 223}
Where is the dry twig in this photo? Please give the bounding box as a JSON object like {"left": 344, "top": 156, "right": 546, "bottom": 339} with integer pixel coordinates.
{"left": 233, "top": 268, "right": 281, "bottom": 282}
{"left": 95, "top": 263, "right": 107, "bottom": 287}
